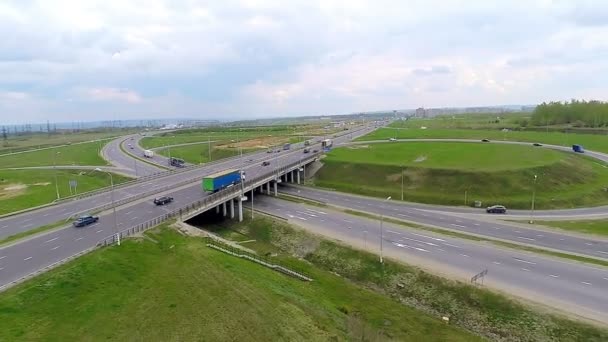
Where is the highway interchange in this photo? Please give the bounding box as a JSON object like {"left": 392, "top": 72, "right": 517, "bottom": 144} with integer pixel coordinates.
{"left": 0, "top": 123, "right": 607, "bottom": 323}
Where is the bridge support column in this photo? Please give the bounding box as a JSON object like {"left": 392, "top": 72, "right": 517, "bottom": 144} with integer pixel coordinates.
{"left": 222, "top": 202, "right": 227, "bottom": 217}
{"left": 238, "top": 198, "right": 243, "bottom": 222}
{"left": 230, "top": 199, "right": 235, "bottom": 219}
{"left": 291, "top": 170, "right": 295, "bottom": 183}
{"left": 297, "top": 170, "right": 301, "bottom": 184}
{"left": 266, "top": 182, "right": 271, "bottom": 195}
{"left": 216, "top": 205, "right": 220, "bottom": 214}
{"left": 273, "top": 181, "right": 278, "bottom": 196}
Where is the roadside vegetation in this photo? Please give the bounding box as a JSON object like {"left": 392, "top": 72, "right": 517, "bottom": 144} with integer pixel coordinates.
{"left": 0, "top": 140, "right": 108, "bottom": 168}
{"left": 0, "top": 169, "right": 130, "bottom": 215}
{"left": 140, "top": 125, "right": 321, "bottom": 150}
{"left": 533, "top": 100, "right": 608, "bottom": 128}
{"left": 315, "top": 142, "right": 608, "bottom": 209}
{"left": 524, "top": 219, "right": 608, "bottom": 237}
{"left": 202, "top": 216, "right": 608, "bottom": 341}
{"left": 361, "top": 126, "right": 608, "bottom": 154}
{"left": 0, "top": 223, "right": 477, "bottom": 341}
{"left": 0, "top": 129, "right": 137, "bottom": 155}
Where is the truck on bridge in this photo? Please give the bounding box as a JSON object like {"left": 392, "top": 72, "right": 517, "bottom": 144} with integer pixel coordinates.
{"left": 202, "top": 169, "right": 242, "bottom": 192}
{"left": 321, "top": 139, "right": 333, "bottom": 150}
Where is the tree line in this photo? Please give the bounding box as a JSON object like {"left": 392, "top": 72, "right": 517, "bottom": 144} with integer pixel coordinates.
{"left": 532, "top": 100, "right": 608, "bottom": 127}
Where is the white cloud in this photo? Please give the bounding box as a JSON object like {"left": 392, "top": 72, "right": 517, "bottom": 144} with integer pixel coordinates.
{"left": 0, "top": 0, "right": 608, "bottom": 123}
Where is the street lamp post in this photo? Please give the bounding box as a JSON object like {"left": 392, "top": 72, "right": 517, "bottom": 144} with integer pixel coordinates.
{"left": 530, "top": 175, "right": 538, "bottom": 224}
{"left": 95, "top": 168, "right": 120, "bottom": 245}
{"left": 53, "top": 151, "right": 61, "bottom": 200}
{"left": 379, "top": 196, "right": 392, "bottom": 263}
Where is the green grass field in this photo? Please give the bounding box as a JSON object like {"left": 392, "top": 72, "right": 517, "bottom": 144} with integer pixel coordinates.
{"left": 392, "top": 113, "right": 530, "bottom": 130}
{"left": 331, "top": 141, "right": 564, "bottom": 171}
{"left": 203, "top": 216, "right": 608, "bottom": 341}
{"left": 157, "top": 143, "right": 259, "bottom": 164}
{"left": 0, "top": 129, "right": 137, "bottom": 155}
{"left": 0, "top": 169, "right": 130, "bottom": 215}
{"left": 315, "top": 142, "right": 608, "bottom": 209}
{"left": 0, "top": 224, "right": 478, "bottom": 341}
{"left": 361, "top": 127, "right": 608, "bottom": 154}
{"left": 525, "top": 219, "right": 608, "bottom": 237}
{"left": 0, "top": 141, "right": 108, "bottom": 168}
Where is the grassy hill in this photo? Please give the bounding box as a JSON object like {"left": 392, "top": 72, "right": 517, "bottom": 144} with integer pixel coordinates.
{"left": 0, "top": 224, "right": 477, "bottom": 341}
{"left": 315, "top": 143, "right": 608, "bottom": 209}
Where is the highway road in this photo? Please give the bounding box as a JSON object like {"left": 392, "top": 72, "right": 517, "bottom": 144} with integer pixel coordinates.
{"left": 281, "top": 185, "right": 608, "bottom": 260}
{"left": 253, "top": 196, "right": 608, "bottom": 323}
{"left": 102, "top": 134, "right": 164, "bottom": 176}
{"left": 0, "top": 125, "right": 378, "bottom": 285}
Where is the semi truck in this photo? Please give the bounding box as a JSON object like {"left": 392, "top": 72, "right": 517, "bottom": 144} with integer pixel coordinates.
{"left": 143, "top": 150, "right": 154, "bottom": 158}
{"left": 202, "top": 169, "right": 242, "bottom": 192}
{"left": 572, "top": 144, "right": 585, "bottom": 153}
{"left": 321, "top": 139, "right": 333, "bottom": 149}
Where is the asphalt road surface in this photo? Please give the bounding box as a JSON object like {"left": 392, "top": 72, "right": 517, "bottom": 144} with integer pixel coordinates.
{"left": 0, "top": 124, "right": 377, "bottom": 286}
{"left": 281, "top": 185, "right": 608, "bottom": 260}
{"left": 254, "top": 195, "right": 608, "bottom": 323}
{"left": 102, "top": 134, "right": 163, "bottom": 177}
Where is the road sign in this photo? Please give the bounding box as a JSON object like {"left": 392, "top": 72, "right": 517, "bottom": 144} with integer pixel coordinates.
{"left": 69, "top": 180, "right": 77, "bottom": 188}
{"left": 471, "top": 269, "right": 488, "bottom": 284}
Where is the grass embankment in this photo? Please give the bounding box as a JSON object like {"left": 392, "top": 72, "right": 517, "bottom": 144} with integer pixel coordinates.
{"left": 361, "top": 126, "right": 608, "bottom": 154}
{"left": 0, "top": 129, "right": 136, "bottom": 155}
{"left": 315, "top": 142, "right": 608, "bottom": 209}
{"left": 392, "top": 113, "right": 530, "bottom": 130}
{"left": 157, "top": 143, "right": 259, "bottom": 165}
{"left": 205, "top": 216, "right": 608, "bottom": 341}
{"left": 0, "top": 169, "right": 130, "bottom": 215}
{"left": 524, "top": 219, "right": 608, "bottom": 237}
{"left": 0, "top": 224, "right": 477, "bottom": 341}
{"left": 0, "top": 141, "right": 108, "bottom": 168}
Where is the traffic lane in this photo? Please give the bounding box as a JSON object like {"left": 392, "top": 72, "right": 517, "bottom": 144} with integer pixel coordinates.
{"left": 281, "top": 186, "right": 608, "bottom": 259}
{"left": 255, "top": 196, "right": 608, "bottom": 321}
{"left": 0, "top": 145, "right": 318, "bottom": 239}
{"left": 0, "top": 125, "right": 375, "bottom": 238}
{"left": 114, "top": 135, "right": 164, "bottom": 176}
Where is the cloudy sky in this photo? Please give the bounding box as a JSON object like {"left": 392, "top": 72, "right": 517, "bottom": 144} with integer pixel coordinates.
{"left": 1, "top": 0, "right": 607, "bottom": 124}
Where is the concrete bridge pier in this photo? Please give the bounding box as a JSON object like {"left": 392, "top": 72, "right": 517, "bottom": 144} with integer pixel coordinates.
{"left": 238, "top": 197, "right": 243, "bottom": 222}
{"left": 266, "top": 182, "right": 271, "bottom": 195}
{"left": 216, "top": 205, "right": 220, "bottom": 214}
{"left": 230, "top": 199, "right": 235, "bottom": 219}
{"left": 222, "top": 202, "right": 227, "bottom": 217}
{"left": 273, "top": 181, "right": 278, "bottom": 196}
{"left": 297, "top": 170, "right": 301, "bottom": 184}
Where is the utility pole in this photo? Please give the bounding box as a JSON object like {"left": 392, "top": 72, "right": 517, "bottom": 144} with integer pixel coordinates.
{"left": 401, "top": 165, "right": 404, "bottom": 201}
{"left": 379, "top": 196, "right": 392, "bottom": 263}
{"left": 529, "top": 175, "right": 538, "bottom": 223}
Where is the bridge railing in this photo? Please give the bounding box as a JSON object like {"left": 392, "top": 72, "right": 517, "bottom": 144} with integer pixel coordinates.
{"left": 97, "top": 155, "right": 319, "bottom": 246}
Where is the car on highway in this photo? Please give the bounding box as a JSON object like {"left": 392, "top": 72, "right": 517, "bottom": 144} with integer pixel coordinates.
{"left": 266, "top": 149, "right": 273, "bottom": 153}
{"left": 389, "top": 138, "right": 397, "bottom": 141}
{"left": 486, "top": 205, "right": 507, "bottom": 214}
{"left": 533, "top": 143, "right": 542, "bottom": 147}
{"left": 73, "top": 215, "right": 99, "bottom": 227}
{"left": 262, "top": 161, "right": 270, "bottom": 166}
{"left": 153, "top": 196, "right": 174, "bottom": 205}
{"left": 313, "top": 149, "right": 318, "bottom": 153}
{"left": 303, "top": 148, "right": 310, "bottom": 153}
{"left": 481, "top": 139, "right": 490, "bottom": 142}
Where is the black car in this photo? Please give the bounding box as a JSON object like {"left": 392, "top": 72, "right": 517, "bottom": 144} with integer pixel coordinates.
{"left": 533, "top": 143, "right": 542, "bottom": 147}
{"left": 312, "top": 149, "right": 318, "bottom": 153}
{"left": 262, "top": 161, "right": 270, "bottom": 166}
{"left": 73, "top": 215, "right": 99, "bottom": 227}
{"left": 303, "top": 148, "right": 310, "bottom": 153}
{"left": 154, "top": 196, "right": 174, "bottom": 205}
{"left": 481, "top": 139, "right": 490, "bottom": 142}
{"left": 486, "top": 205, "right": 507, "bottom": 214}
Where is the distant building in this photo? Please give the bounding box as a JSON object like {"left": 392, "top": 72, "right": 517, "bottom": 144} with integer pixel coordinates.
{"left": 415, "top": 107, "right": 427, "bottom": 118}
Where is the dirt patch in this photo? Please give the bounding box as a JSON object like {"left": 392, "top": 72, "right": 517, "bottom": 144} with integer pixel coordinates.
{"left": 386, "top": 173, "right": 402, "bottom": 182}
{"left": 347, "top": 145, "right": 370, "bottom": 150}
{"left": 0, "top": 183, "right": 27, "bottom": 200}
{"left": 413, "top": 155, "right": 427, "bottom": 163}
{"left": 217, "top": 136, "right": 291, "bottom": 149}
{"left": 403, "top": 169, "right": 426, "bottom": 190}
{"left": 32, "top": 182, "right": 51, "bottom": 186}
